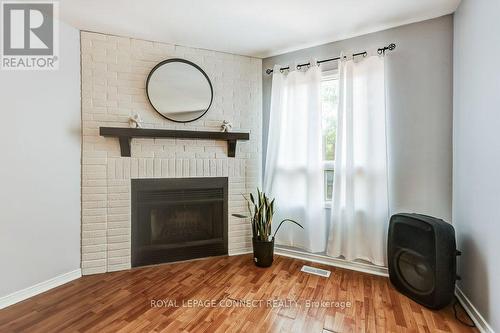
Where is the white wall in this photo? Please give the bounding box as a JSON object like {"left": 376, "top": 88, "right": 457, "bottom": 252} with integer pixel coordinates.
{"left": 263, "top": 16, "right": 454, "bottom": 223}
{"left": 453, "top": 0, "right": 500, "bottom": 330}
{"left": 0, "top": 22, "right": 81, "bottom": 299}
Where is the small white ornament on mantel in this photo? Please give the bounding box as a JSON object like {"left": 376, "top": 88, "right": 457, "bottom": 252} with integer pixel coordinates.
{"left": 220, "top": 120, "right": 232, "bottom": 132}
{"left": 129, "top": 113, "right": 143, "bottom": 128}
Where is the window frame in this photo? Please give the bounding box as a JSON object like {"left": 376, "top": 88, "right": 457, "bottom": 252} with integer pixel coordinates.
{"left": 321, "top": 69, "right": 339, "bottom": 208}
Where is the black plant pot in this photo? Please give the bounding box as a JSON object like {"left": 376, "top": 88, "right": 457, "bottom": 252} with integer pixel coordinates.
{"left": 252, "top": 237, "right": 274, "bottom": 267}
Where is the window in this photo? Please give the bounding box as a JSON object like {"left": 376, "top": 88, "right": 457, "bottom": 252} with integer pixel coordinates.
{"left": 321, "top": 71, "right": 339, "bottom": 205}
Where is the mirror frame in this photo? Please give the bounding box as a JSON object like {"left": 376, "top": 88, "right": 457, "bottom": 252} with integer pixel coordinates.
{"left": 145, "top": 58, "right": 214, "bottom": 123}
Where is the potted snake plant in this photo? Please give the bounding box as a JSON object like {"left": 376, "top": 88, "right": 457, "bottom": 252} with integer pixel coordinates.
{"left": 233, "top": 189, "right": 303, "bottom": 267}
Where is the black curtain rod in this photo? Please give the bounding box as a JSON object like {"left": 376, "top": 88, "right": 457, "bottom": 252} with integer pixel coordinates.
{"left": 265, "top": 43, "right": 396, "bottom": 75}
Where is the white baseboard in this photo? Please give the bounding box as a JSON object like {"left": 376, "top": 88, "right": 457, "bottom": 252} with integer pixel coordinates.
{"left": 455, "top": 286, "right": 495, "bottom": 333}
{"left": 0, "top": 269, "right": 82, "bottom": 310}
{"left": 275, "top": 246, "right": 388, "bottom": 277}
{"left": 228, "top": 248, "right": 252, "bottom": 256}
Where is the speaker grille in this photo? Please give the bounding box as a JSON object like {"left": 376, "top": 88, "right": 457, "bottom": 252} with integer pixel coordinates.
{"left": 395, "top": 249, "right": 434, "bottom": 295}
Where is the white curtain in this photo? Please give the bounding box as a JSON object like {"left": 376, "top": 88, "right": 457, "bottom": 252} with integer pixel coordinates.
{"left": 264, "top": 64, "right": 326, "bottom": 253}
{"left": 326, "top": 55, "right": 389, "bottom": 266}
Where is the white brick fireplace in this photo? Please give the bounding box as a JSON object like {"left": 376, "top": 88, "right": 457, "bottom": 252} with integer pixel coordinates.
{"left": 81, "top": 31, "right": 262, "bottom": 275}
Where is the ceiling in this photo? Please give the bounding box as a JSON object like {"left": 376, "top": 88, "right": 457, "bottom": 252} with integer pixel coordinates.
{"left": 60, "top": 0, "right": 460, "bottom": 58}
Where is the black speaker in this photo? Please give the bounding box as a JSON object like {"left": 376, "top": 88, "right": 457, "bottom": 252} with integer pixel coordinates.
{"left": 388, "top": 213, "right": 459, "bottom": 309}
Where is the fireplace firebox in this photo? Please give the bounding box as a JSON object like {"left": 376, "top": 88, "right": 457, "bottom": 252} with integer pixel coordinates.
{"left": 131, "top": 177, "right": 228, "bottom": 267}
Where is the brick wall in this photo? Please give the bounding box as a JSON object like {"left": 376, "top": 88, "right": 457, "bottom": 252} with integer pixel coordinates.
{"left": 81, "top": 31, "right": 262, "bottom": 275}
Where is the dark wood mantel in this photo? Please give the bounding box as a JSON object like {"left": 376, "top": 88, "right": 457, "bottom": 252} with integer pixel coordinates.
{"left": 99, "top": 127, "right": 250, "bottom": 157}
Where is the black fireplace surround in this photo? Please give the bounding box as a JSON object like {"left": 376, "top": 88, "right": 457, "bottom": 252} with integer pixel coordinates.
{"left": 131, "top": 177, "right": 228, "bottom": 267}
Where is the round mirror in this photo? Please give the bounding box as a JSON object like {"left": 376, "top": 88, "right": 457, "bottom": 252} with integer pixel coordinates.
{"left": 146, "top": 58, "right": 213, "bottom": 123}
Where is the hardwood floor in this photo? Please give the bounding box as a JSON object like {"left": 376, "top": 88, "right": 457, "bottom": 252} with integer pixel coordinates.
{"left": 0, "top": 254, "right": 477, "bottom": 333}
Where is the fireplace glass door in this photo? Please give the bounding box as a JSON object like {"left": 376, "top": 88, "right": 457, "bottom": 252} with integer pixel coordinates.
{"left": 132, "top": 177, "right": 228, "bottom": 267}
